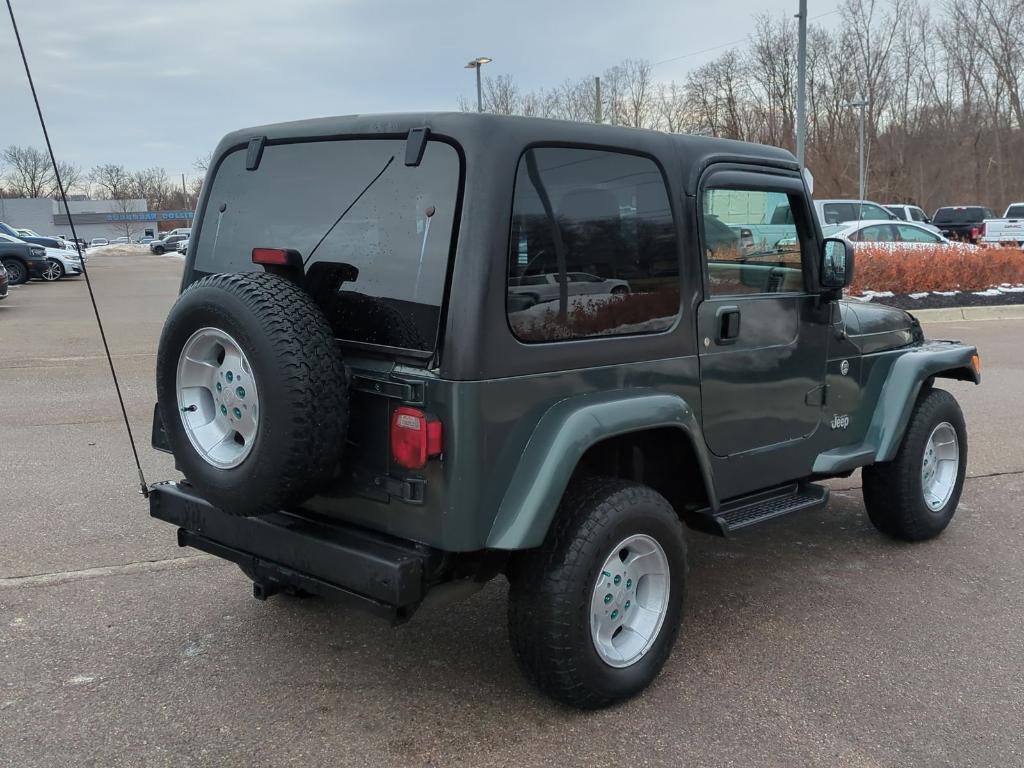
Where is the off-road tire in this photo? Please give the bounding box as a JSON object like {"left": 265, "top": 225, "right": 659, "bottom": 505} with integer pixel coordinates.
{"left": 156, "top": 271, "right": 348, "bottom": 516}
{"left": 507, "top": 478, "right": 687, "bottom": 709}
{"left": 152, "top": 245, "right": 166, "bottom": 255}
{"left": 862, "top": 387, "right": 967, "bottom": 541}
{"left": 2, "top": 258, "right": 28, "bottom": 285}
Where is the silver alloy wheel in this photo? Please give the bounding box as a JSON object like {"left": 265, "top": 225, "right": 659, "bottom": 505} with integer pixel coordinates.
{"left": 4, "top": 260, "right": 25, "bottom": 283}
{"left": 42, "top": 259, "right": 63, "bottom": 281}
{"left": 175, "top": 326, "right": 259, "bottom": 469}
{"left": 590, "top": 533, "right": 671, "bottom": 668}
{"left": 922, "top": 421, "right": 959, "bottom": 511}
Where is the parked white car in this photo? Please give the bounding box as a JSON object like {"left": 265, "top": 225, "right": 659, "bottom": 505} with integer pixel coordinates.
{"left": 982, "top": 203, "right": 1024, "bottom": 247}
{"left": 90, "top": 238, "right": 109, "bottom": 247}
{"left": 176, "top": 238, "right": 190, "bottom": 255}
{"left": 508, "top": 272, "right": 630, "bottom": 308}
{"left": 830, "top": 220, "right": 976, "bottom": 253}
{"left": 814, "top": 199, "right": 898, "bottom": 227}
{"left": 883, "top": 204, "right": 941, "bottom": 234}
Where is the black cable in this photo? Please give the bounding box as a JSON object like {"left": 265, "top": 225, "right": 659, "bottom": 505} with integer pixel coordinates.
{"left": 5, "top": 0, "right": 149, "bottom": 497}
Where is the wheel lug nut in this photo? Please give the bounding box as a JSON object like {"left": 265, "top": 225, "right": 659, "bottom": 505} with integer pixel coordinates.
{"left": 610, "top": 609, "right": 619, "bottom": 620}
{"left": 624, "top": 600, "right": 630, "bottom": 610}
{"left": 626, "top": 578, "right": 632, "bottom": 589}
{"left": 220, "top": 404, "right": 227, "bottom": 415}
{"left": 613, "top": 575, "right": 621, "bottom": 586}
{"left": 233, "top": 407, "right": 242, "bottom": 419}
{"left": 236, "top": 386, "right": 245, "bottom": 398}
{"left": 604, "top": 593, "right": 613, "bottom": 604}
{"left": 226, "top": 371, "right": 234, "bottom": 383}
{"left": 216, "top": 382, "right": 222, "bottom": 392}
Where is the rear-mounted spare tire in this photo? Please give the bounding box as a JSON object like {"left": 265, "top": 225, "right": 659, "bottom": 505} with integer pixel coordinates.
{"left": 156, "top": 272, "right": 348, "bottom": 516}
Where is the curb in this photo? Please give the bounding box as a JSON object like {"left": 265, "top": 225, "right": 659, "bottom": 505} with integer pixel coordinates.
{"left": 909, "top": 304, "right": 1024, "bottom": 322}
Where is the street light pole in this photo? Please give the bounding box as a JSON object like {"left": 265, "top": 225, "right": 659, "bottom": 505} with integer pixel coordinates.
{"left": 845, "top": 97, "right": 868, "bottom": 201}
{"left": 795, "top": 0, "right": 807, "bottom": 166}
{"left": 464, "top": 57, "right": 493, "bottom": 113}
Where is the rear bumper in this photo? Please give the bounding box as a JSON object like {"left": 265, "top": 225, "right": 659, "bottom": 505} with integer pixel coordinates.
{"left": 149, "top": 481, "right": 441, "bottom": 622}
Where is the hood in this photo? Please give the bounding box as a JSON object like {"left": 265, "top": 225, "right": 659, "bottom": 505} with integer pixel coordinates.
{"left": 840, "top": 300, "right": 919, "bottom": 354}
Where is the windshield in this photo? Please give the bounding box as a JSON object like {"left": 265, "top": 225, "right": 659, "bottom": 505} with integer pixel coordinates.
{"left": 193, "top": 138, "right": 461, "bottom": 354}
{"left": 933, "top": 207, "right": 988, "bottom": 223}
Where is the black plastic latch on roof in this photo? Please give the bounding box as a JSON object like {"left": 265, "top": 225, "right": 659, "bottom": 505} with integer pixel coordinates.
{"left": 405, "top": 127, "right": 430, "bottom": 167}
{"left": 246, "top": 136, "right": 266, "bottom": 170}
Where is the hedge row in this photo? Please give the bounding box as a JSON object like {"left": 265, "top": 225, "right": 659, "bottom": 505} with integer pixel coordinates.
{"left": 849, "top": 245, "right": 1024, "bottom": 295}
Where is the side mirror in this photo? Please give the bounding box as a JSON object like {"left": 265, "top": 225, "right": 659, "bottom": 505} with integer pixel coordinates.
{"left": 820, "top": 237, "right": 854, "bottom": 290}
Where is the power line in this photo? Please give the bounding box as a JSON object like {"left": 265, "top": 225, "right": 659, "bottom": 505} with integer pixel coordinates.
{"left": 652, "top": 8, "right": 840, "bottom": 67}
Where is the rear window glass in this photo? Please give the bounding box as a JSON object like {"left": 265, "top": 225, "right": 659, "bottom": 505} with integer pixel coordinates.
{"left": 933, "top": 207, "right": 987, "bottom": 223}
{"left": 193, "top": 138, "right": 460, "bottom": 353}
{"left": 1005, "top": 205, "right": 1024, "bottom": 218}
{"left": 506, "top": 147, "right": 679, "bottom": 342}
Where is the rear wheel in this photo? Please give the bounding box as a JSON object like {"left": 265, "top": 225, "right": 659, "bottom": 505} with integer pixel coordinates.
{"left": 1, "top": 258, "right": 27, "bottom": 285}
{"left": 42, "top": 259, "right": 64, "bottom": 281}
{"left": 862, "top": 388, "right": 967, "bottom": 541}
{"left": 507, "top": 478, "right": 687, "bottom": 709}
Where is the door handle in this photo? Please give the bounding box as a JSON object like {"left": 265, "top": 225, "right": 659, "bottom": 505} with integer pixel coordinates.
{"left": 715, "top": 305, "right": 741, "bottom": 344}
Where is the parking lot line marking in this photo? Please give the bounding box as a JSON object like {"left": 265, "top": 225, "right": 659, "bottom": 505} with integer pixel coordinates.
{"left": 0, "top": 554, "right": 226, "bottom": 590}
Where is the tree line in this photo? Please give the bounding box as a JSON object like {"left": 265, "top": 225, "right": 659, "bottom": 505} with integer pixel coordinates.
{"left": 0, "top": 144, "right": 206, "bottom": 212}
{"left": 460, "top": 0, "right": 1024, "bottom": 213}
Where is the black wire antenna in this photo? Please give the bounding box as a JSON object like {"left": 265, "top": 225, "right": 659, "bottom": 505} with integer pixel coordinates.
{"left": 5, "top": 0, "right": 149, "bottom": 497}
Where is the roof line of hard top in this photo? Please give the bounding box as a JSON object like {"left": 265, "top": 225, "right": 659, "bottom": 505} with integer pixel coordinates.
{"left": 214, "top": 112, "right": 799, "bottom": 179}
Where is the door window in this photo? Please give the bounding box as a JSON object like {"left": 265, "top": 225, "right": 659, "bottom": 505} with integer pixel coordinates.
{"left": 701, "top": 188, "right": 806, "bottom": 296}
{"left": 506, "top": 147, "right": 679, "bottom": 342}
{"left": 896, "top": 224, "right": 940, "bottom": 243}
{"left": 910, "top": 207, "right": 927, "bottom": 222}
{"left": 851, "top": 224, "right": 896, "bottom": 242}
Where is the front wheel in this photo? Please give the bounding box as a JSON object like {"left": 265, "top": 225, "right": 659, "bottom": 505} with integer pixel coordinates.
{"left": 2, "top": 258, "right": 27, "bottom": 285}
{"left": 152, "top": 245, "right": 165, "bottom": 255}
{"left": 862, "top": 387, "right": 967, "bottom": 541}
{"left": 42, "top": 259, "right": 64, "bottom": 281}
{"left": 507, "top": 478, "right": 687, "bottom": 709}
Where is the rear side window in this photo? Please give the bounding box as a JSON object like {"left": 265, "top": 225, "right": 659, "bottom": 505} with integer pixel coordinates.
{"left": 193, "top": 138, "right": 460, "bottom": 353}
{"left": 885, "top": 206, "right": 906, "bottom": 220}
{"left": 506, "top": 147, "right": 679, "bottom": 342}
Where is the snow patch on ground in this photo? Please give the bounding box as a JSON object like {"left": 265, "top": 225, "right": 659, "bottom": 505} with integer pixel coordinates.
{"left": 997, "top": 284, "right": 1024, "bottom": 293}
{"left": 908, "top": 292, "right": 930, "bottom": 299}
{"left": 933, "top": 290, "right": 959, "bottom": 296}
{"left": 972, "top": 288, "right": 1002, "bottom": 296}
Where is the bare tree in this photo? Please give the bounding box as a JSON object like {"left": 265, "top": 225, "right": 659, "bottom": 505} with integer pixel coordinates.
{"left": 128, "top": 167, "right": 172, "bottom": 210}
{"left": 2, "top": 145, "right": 53, "bottom": 198}
{"left": 107, "top": 197, "right": 145, "bottom": 241}
{"left": 90, "top": 163, "right": 131, "bottom": 199}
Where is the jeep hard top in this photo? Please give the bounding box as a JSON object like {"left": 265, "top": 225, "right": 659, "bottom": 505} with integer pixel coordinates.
{"left": 149, "top": 112, "right": 980, "bottom": 708}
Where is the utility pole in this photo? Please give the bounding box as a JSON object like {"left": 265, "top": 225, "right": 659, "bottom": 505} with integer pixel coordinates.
{"left": 181, "top": 173, "right": 188, "bottom": 209}
{"left": 795, "top": 0, "right": 807, "bottom": 166}
{"left": 846, "top": 97, "right": 867, "bottom": 201}
{"left": 595, "top": 76, "right": 602, "bottom": 123}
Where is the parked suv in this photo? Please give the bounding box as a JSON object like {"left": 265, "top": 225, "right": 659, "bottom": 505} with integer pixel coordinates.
{"left": 813, "top": 199, "right": 896, "bottom": 226}
{"left": 0, "top": 236, "right": 49, "bottom": 284}
{"left": 932, "top": 205, "right": 996, "bottom": 243}
{"left": 149, "top": 114, "right": 980, "bottom": 709}
{"left": 0, "top": 221, "right": 65, "bottom": 251}
{"left": 149, "top": 233, "right": 188, "bottom": 254}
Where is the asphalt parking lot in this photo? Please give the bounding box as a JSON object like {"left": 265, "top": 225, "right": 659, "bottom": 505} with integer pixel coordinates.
{"left": 2, "top": 251, "right": 1022, "bottom": 767}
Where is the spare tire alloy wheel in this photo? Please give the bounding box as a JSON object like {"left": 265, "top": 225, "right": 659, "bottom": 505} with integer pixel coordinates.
{"left": 3, "top": 259, "right": 26, "bottom": 285}
{"left": 42, "top": 259, "right": 64, "bottom": 281}
{"left": 176, "top": 327, "right": 259, "bottom": 469}
{"left": 157, "top": 272, "right": 348, "bottom": 517}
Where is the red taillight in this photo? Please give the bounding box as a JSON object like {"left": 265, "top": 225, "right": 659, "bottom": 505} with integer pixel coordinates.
{"left": 251, "top": 247, "right": 299, "bottom": 266}
{"left": 390, "top": 406, "right": 443, "bottom": 470}
{"left": 970, "top": 226, "right": 980, "bottom": 241}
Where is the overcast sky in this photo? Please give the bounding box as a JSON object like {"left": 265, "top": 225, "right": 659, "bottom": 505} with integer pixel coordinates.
{"left": 2, "top": 0, "right": 839, "bottom": 181}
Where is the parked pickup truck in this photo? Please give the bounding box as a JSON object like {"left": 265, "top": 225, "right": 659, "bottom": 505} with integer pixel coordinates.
{"left": 932, "top": 206, "right": 996, "bottom": 244}
{"left": 147, "top": 113, "right": 980, "bottom": 709}
{"left": 982, "top": 203, "right": 1024, "bottom": 247}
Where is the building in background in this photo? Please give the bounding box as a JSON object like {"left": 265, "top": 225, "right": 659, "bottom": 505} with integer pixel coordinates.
{"left": 0, "top": 197, "right": 193, "bottom": 242}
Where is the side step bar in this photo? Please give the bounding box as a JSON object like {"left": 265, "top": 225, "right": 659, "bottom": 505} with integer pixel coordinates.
{"left": 685, "top": 482, "right": 829, "bottom": 537}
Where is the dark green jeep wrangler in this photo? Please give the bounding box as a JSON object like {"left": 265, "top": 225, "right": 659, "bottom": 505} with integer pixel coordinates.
{"left": 150, "top": 113, "right": 980, "bottom": 708}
